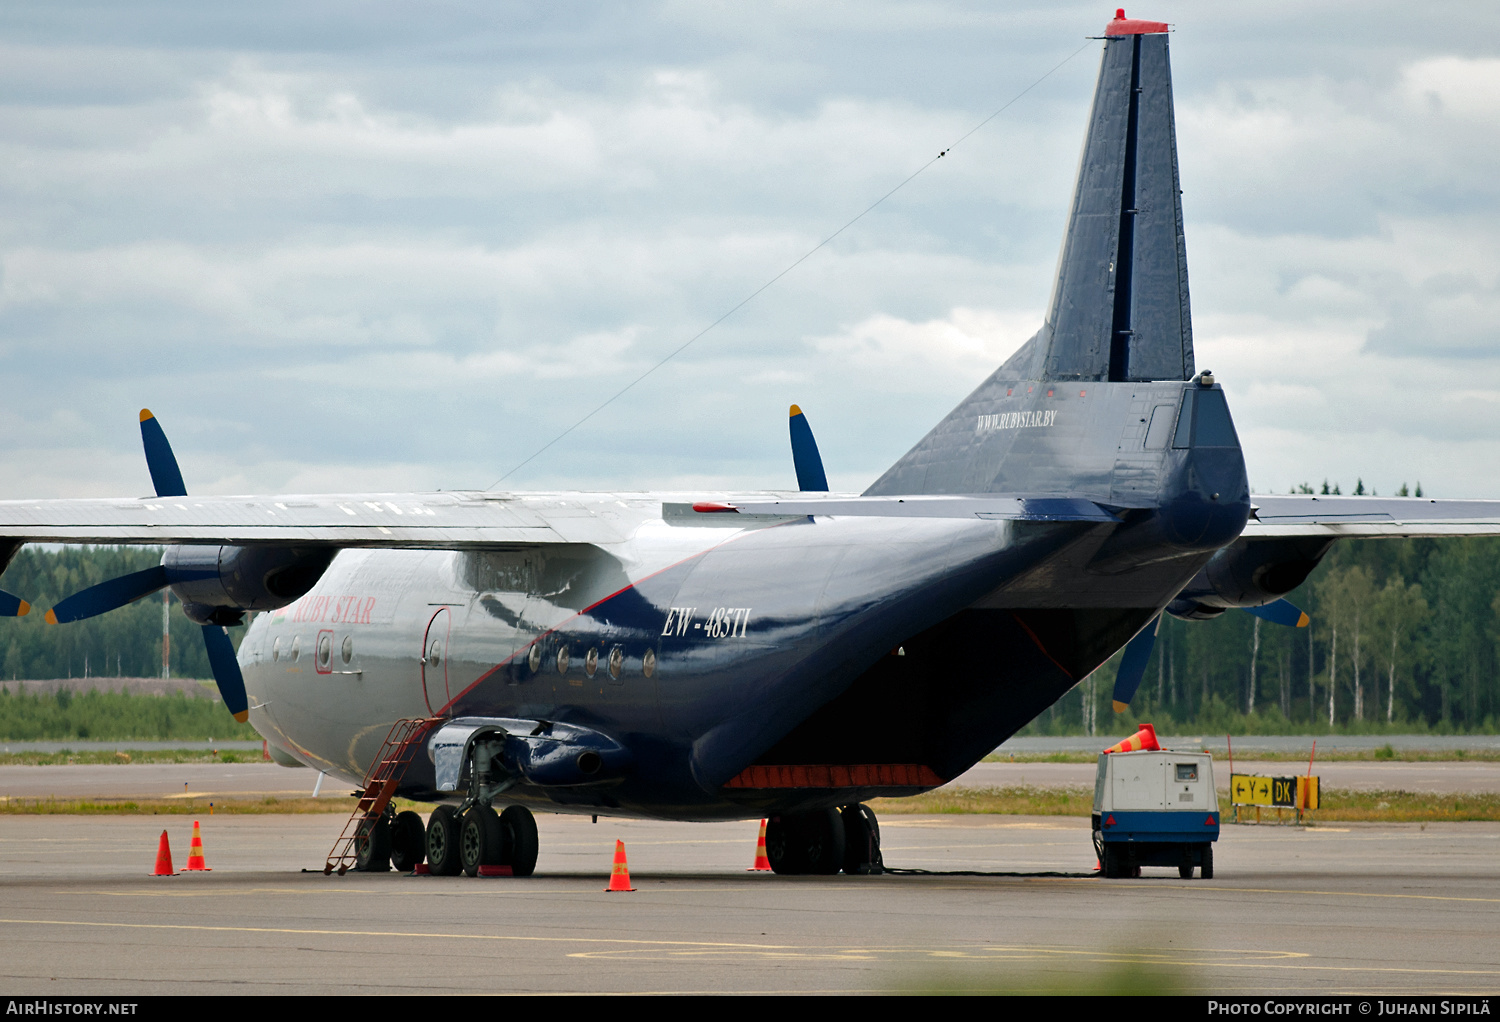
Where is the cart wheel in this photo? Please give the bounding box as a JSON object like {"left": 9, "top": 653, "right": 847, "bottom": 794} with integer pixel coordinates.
{"left": 1200, "top": 843, "right": 1214, "bottom": 879}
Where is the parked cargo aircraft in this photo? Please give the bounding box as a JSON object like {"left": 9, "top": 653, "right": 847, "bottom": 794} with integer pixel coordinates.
{"left": 5, "top": 11, "right": 1500, "bottom": 877}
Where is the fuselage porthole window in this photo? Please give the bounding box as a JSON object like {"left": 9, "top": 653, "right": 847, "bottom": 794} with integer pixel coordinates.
{"left": 556, "top": 645, "right": 570, "bottom": 674}
{"left": 608, "top": 645, "right": 624, "bottom": 680}
{"left": 642, "top": 648, "right": 657, "bottom": 678}
{"left": 527, "top": 643, "right": 543, "bottom": 673}
{"left": 428, "top": 639, "right": 441, "bottom": 668}
{"left": 272, "top": 637, "right": 281, "bottom": 662}
{"left": 341, "top": 635, "right": 353, "bottom": 665}
{"left": 289, "top": 635, "right": 301, "bottom": 662}
{"left": 317, "top": 633, "right": 332, "bottom": 670}
{"left": 584, "top": 647, "right": 598, "bottom": 677}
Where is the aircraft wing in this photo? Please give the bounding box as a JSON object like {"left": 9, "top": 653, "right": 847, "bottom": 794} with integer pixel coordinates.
{"left": 0, "top": 491, "right": 587, "bottom": 547}
{"left": 1244, "top": 495, "right": 1500, "bottom": 538}
{"left": 0, "top": 490, "right": 1128, "bottom": 550}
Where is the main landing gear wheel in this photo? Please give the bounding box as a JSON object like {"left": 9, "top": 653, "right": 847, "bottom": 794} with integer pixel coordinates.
{"left": 840, "top": 803, "right": 882, "bottom": 875}
{"left": 354, "top": 815, "right": 391, "bottom": 872}
{"left": 390, "top": 810, "right": 426, "bottom": 872}
{"left": 426, "top": 804, "right": 462, "bottom": 876}
{"left": 500, "top": 805, "right": 539, "bottom": 877}
{"left": 460, "top": 804, "right": 506, "bottom": 877}
{"left": 765, "top": 808, "right": 846, "bottom": 875}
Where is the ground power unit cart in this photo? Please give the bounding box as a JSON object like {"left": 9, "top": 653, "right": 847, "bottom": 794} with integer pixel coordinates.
{"left": 1092, "top": 746, "right": 1220, "bottom": 878}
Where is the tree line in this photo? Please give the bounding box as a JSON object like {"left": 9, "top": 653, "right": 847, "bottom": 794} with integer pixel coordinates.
{"left": 0, "top": 546, "right": 238, "bottom": 682}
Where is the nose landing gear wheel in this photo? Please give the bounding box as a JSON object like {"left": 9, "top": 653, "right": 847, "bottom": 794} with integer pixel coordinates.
{"left": 426, "top": 804, "right": 462, "bottom": 876}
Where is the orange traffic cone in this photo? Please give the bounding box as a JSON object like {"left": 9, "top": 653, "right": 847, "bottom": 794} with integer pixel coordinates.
{"left": 152, "top": 830, "right": 176, "bottom": 876}
{"left": 183, "top": 820, "right": 211, "bottom": 871}
{"left": 1102, "top": 722, "right": 1161, "bottom": 754}
{"left": 748, "top": 819, "right": 772, "bottom": 871}
{"left": 605, "top": 839, "right": 635, "bottom": 892}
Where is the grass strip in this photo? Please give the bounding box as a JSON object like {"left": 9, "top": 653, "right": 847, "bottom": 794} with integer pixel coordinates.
{"left": 2, "top": 787, "right": 1497, "bottom": 823}
{"left": 984, "top": 747, "right": 1500, "bottom": 764}
{"left": 873, "top": 785, "right": 1500, "bottom": 822}
{"left": 0, "top": 750, "right": 266, "bottom": 766}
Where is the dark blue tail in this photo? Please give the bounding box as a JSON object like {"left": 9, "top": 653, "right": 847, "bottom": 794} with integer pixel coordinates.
{"left": 868, "top": 22, "right": 1199, "bottom": 499}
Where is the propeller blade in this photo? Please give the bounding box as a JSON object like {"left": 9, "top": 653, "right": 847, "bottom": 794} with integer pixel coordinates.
{"left": 201, "top": 623, "right": 250, "bottom": 723}
{"left": 788, "top": 404, "right": 829, "bottom": 492}
{"left": 1111, "top": 615, "right": 1160, "bottom": 712}
{"left": 1242, "top": 599, "right": 1310, "bottom": 628}
{"left": 45, "top": 565, "right": 170, "bottom": 624}
{"left": 139, "top": 408, "right": 187, "bottom": 498}
{"left": 0, "top": 590, "right": 29, "bottom": 617}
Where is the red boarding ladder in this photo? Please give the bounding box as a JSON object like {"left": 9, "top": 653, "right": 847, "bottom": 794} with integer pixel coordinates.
{"left": 324, "top": 716, "right": 443, "bottom": 875}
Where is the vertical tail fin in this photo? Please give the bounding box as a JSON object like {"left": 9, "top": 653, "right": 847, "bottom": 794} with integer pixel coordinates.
{"left": 867, "top": 14, "right": 1195, "bottom": 498}
{"left": 1046, "top": 16, "right": 1193, "bottom": 382}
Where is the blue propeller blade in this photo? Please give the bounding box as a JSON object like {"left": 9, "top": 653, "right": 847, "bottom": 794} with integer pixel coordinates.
{"left": 201, "top": 623, "right": 250, "bottom": 723}
{"left": 1111, "top": 615, "right": 1160, "bottom": 712}
{"left": 1242, "top": 598, "right": 1310, "bottom": 628}
{"left": 139, "top": 409, "right": 187, "bottom": 498}
{"left": 789, "top": 404, "right": 829, "bottom": 492}
{"left": 0, "top": 590, "right": 29, "bottom": 617}
{"left": 45, "top": 565, "right": 170, "bottom": 624}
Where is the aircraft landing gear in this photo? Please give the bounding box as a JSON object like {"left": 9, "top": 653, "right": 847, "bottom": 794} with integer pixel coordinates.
{"left": 390, "top": 810, "right": 426, "bottom": 872}
{"left": 354, "top": 808, "right": 392, "bottom": 872}
{"left": 765, "top": 803, "right": 882, "bottom": 875}
{"left": 422, "top": 736, "right": 542, "bottom": 878}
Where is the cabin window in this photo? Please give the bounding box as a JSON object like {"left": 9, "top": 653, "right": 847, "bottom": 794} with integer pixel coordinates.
{"left": 289, "top": 635, "right": 301, "bottom": 662}
{"left": 556, "top": 646, "right": 570, "bottom": 674}
{"left": 272, "top": 637, "right": 281, "bottom": 662}
{"left": 643, "top": 648, "right": 657, "bottom": 678}
{"left": 528, "top": 643, "right": 542, "bottom": 673}
{"left": 341, "top": 636, "right": 353, "bottom": 664}
{"left": 584, "top": 647, "right": 598, "bottom": 677}
{"left": 428, "top": 639, "right": 441, "bottom": 667}
{"left": 608, "top": 645, "right": 624, "bottom": 680}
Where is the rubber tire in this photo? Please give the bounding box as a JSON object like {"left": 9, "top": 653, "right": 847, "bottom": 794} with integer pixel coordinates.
{"left": 840, "top": 804, "right": 882, "bottom": 874}
{"left": 354, "top": 817, "right": 391, "bottom": 872}
{"left": 460, "top": 804, "right": 505, "bottom": 877}
{"left": 1102, "top": 844, "right": 1123, "bottom": 879}
{"left": 390, "top": 810, "right": 426, "bottom": 872}
{"left": 500, "top": 805, "right": 539, "bottom": 877}
{"left": 765, "top": 816, "right": 795, "bottom": 874}
{"left": 426, "top": 804, "right": 463, "bottom": 876}
{"left": 1200, "top": 843, "right": 1214, "bottom": 880}
{"left": 769, "top": 808, "right": 845, "bottom": 875}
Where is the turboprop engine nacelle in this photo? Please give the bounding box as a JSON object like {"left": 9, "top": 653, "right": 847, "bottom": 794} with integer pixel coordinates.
{"left": 1167, "top": 536, "right": 1335, "bottom": 620}
{"left": 163, "top": 545, "right": 335, "bottom": 625}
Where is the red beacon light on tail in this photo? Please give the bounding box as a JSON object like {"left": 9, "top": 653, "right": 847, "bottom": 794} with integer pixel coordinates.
{"left": 1102, "top": 722, "right": 1161, "bottom": 754}
{"left": 1105, "top": 9, "right": 1170, "bottom": 35}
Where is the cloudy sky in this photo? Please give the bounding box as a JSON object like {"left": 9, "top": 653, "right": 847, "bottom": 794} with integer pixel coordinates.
{"left": 2, "top": 1, "right": 1498, "bottom": 500}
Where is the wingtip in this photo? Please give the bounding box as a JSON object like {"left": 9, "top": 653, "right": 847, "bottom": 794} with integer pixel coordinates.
{"left": 789, "top": 404, "right": 803, "bottom": 418}
{"left": 43, "top": 608, "right": 57, "bottom": 625}
{"left": 139, "top": 409, "right": 154, "bottom": 422}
